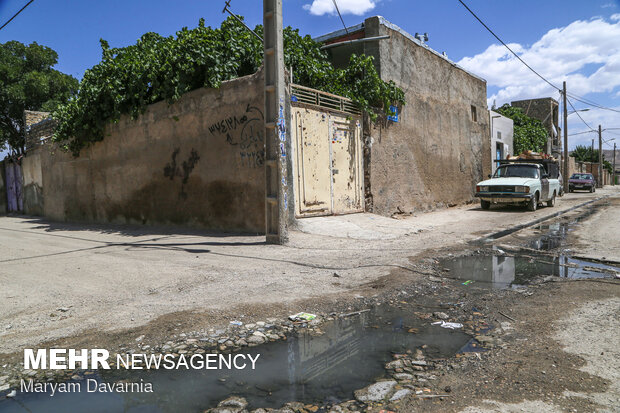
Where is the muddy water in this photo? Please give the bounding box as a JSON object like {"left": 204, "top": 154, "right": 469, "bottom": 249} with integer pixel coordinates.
{"left": 0, "top": 307, "right": 471, "bottom": 413}
{"left": 440, "top": 253, "right": 618, "bottom": 290}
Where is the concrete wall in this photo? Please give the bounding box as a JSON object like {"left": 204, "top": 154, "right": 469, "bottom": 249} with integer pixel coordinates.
{"left": 490, "top": 111, "right": 514, "bottom": 174}
{"left": 21, "top": 151, "right": 44, "bottom": 215}
{"left": 28, "top": 70, "right": 266, "bottom": 232}
{"left": 361, "top": 17, "right": 490, "bottom": 214}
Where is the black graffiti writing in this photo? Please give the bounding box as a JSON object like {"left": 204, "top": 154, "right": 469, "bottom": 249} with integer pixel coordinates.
{"left": 208, "top": 115, "right": 248, "bottom": 136}
{"left": 163, "top": 148, "right": 200, "bottom": 199}
{"left": 207, "top": 104, "right": 265, "bottom": 168}
{"left": 239, "top": 150, "right": 265, "bottom": 168}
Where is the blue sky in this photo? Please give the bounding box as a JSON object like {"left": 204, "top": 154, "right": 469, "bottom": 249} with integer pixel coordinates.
{"left": 1, "top": 0, "right": 620, "bottom": 150}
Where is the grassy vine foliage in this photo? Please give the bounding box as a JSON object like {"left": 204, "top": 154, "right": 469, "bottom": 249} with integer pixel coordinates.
{"left": 494, "top": 104, "right": 549, "bottom": 155}
{"left": 53, "top": 17, "right": 405, "bottom": 155}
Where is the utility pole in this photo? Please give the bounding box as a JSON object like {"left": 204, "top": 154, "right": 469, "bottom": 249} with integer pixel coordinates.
{"left": 263, "top": 0, "right": 288, "bottom": 244}
{"left": 562, "top": 81, "right": 568, "bottom": 193}
{"left": 613, "top": 142, "right": 617, "bottom": 186}
{"left": 591, "top": 138, "right": 594, "bottom": 175}
{"left": 598, "top": 125, "right": 603, "bottom": 188}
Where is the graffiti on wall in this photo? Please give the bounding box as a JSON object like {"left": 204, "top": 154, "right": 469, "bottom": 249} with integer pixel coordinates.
{"left": 208, "top": 104, "right": 265, "bottom": 168}
{"left": 163, "top": 148, "right": 200, "bottom": 199}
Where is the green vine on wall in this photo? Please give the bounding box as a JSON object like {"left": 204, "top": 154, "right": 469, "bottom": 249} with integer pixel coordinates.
{"left": 494, "top": 104, "right": 549, "bottom": 155}
{"left": 52, "top": 17, "right": 405, "bottom": 155}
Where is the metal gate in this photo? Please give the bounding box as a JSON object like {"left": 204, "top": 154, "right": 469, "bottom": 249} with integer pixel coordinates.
{"left": 5, "top": 161, "right": 24, "bottom": 212}
{"left": 291, "top": 85, "right": 363, "bottom": 217}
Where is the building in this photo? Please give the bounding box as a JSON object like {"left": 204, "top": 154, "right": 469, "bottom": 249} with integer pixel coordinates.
{"left": 316, "top": 16, "right": 490, "bottom": 215}
{"left": 4, "top": 17, "right": 491, "bottom": 234}
{"left": 7, "top": 69, "right": 365, "bottom": 233}
{"left": 510, "top": 97, "right": 560, "bottom": 158}
{"left": 489, "top": 110, "right": 514, "bottom": 175}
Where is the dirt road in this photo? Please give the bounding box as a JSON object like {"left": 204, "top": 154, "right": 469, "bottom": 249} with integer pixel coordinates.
{"left": 569, "top": 196, "right": 620, "bottom": 262}
{"left": 0, "top": 186, "right": 619, "bottom": 412}
{"left": 0, "top": 188, "right": 618, "bottom": 356}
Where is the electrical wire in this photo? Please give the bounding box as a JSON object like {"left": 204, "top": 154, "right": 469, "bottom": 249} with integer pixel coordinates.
{"left": 566, "top": 93, "right": 620, "bottom": 114}
{"left": 567, "top": 97, "right": 595, "bottom": 131}
{"left": 457, "top": 0, "right": 620, "bottom": 114}
{"left": 456, "top": 0, "right": 560, "bottom": 92}
{"left": 331, "top": 0, "right": 350, "bottom": 37}
{"left": 568, "top": 130, "right": 596, "bottom": 137}
{"left": 0, "top": 0, "right": 35, "bottom": 31}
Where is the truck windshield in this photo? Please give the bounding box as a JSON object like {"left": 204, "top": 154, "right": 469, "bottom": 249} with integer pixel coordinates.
{"left": 494, "top": 165, "right": 540, "bottom": 179}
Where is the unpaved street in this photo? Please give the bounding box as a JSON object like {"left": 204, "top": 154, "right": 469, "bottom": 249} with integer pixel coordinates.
{"left": 0, "top": 187, "right": 619, "bottom": 413}
{"left": 1, "top": 188, "right": 616, "bottom": 355}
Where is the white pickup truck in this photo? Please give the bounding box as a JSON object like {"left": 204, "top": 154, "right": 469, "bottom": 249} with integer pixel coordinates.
{"left": 475, "top": 161, "right": 561, "bottom": 211}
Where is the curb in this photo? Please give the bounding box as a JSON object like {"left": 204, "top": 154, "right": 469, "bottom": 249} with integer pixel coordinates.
{"left": 480, "top": 194, "right": 613, "bottom": 241}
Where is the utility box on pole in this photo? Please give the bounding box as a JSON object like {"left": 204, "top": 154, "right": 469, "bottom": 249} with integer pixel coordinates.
{"left": 263, "top": 0, "right": 290, "bottom": 244}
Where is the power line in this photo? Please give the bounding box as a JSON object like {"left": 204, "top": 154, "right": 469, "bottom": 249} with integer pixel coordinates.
{"left": 331, "top": 0, "right": 350, "bottom": 36}
{"left": 0, "top": 0, "right": 35, "bottom": 31}
{"left": 568, "top": 130, "right": 596, "bottom": 137}
{"left": 566, "top": 93, "right": 620, "bottom": 114}
{"left": 566, "top": 97, "right": 595, "bottom": 131}
{"left": 457, "top": 0, "right": 620, "bottom": 114}
{"left": 456, "top": 0, "right": 560, "bottom": 92}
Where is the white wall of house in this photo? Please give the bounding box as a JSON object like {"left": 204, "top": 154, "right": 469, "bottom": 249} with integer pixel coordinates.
{"left": 490, "top": 111, "right": 514, "bottom": 175}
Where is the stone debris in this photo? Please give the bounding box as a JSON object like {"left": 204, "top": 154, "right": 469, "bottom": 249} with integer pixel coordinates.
{"left": 354, "top": 380, "right": 397, "bottom": 402}
{"left": 389, "top": 388, "right": 412, "bottom": 401}
{"left": 433, "top": 312, "right": 449, "bottom": 320}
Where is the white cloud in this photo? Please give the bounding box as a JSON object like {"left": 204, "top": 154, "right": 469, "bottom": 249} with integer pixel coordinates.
{"left": 457, "top": 16, "right": 620, "bottom": 109}
{"left": 303, "top": 0, "right": 377, "bottom": 16}
{"left": 566, "top": 105, "right": 620, "bottom": 149}
{"left": 611, "top": 13, "right": 620, "bottom": 21}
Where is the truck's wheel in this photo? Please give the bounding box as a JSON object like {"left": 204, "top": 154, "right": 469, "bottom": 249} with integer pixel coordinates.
{"left": 480, "top": 200, "right": 491, "bottom": 210}
{"left": 527, "top": 193, "right": 538, "bottom": 211}
{"left": 546, "top": 191, "right": 556, "bottom": 207}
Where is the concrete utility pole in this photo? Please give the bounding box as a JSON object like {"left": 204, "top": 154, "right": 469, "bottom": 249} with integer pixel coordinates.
{"left": 562, "top": 82, "right": 569, "bottom": 191}
{"left": 591, "top": 138, "right": 594, "bottom": 169}
{"left": 598, "top": 125, "right": 603, "bottom": 188}
{"left": 613, "top": 142, "right": 617, "bottom": 186}
{"left": 263, "top": 0, "right": 288, "bottom": 244}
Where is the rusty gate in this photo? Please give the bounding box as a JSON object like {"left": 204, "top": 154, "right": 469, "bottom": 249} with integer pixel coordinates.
{"left": 290, "top": 84, "right": 363, "bottom": 217}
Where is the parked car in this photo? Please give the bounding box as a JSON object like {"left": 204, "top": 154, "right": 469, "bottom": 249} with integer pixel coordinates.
{"left": 475, "top": 162, "right": 561, "bottom": 211}
{"left": 568, "top": 173, "right": 596, "bottom": 193}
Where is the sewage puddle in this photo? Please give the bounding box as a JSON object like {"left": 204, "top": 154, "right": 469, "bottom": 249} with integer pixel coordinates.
{"left": 0, "top": 307, "right": 472, "bottom": 413}
{"left": 440, "top": 253, "right": 619, "bottom": 289}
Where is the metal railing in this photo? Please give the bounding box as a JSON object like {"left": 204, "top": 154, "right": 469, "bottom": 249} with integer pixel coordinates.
{"left": 290, "top": 83, "right": 361, "bottom": 116}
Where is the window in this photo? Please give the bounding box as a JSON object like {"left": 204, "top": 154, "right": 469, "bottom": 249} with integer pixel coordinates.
{"left": 471, "top": 105, "right": 477, "bottom": 122}
{"left": 497, "top": 131, "right": 501, "bottom": 140}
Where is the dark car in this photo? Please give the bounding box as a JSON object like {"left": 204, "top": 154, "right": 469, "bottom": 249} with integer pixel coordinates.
{"left": 568, "top": 173, "right": 596, "bottom": 193}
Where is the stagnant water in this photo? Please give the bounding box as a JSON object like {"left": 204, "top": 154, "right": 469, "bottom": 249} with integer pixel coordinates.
{"left": 0, "top": 307, "right": 472, "bottom": 413}
{"left": 440, "top": 252, "right": 618, "bottom": 289}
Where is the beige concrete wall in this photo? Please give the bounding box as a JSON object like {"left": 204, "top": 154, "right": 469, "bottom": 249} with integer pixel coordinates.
{"left": 21, "top": 151, "right": 44, "bottom": 215}
{"left": 34, "top": 70, "right": 266, "bottom": 232}
{"left": 364, "top": 17, "right": 490, "bottom": 214}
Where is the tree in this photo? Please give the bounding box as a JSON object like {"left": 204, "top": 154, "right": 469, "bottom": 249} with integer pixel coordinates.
{"left": 570, "top": 145, "right": 613, "bottom": 174}
{"left": 570, "top": 145, "right": 599, "bottom": 163}
{"left": 53, "top": 17, "right": 405, "bottom": 155}
{"left": 0, "top": 41, "right": 79, "bottom": 154}
{"left": 494, "top": 104, "right": 549, "bottom": 155}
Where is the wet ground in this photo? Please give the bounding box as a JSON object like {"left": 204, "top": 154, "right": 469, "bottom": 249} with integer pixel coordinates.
{"left": 440, "top": 252, "right": 618, "bottom": 290}
{"left": 2, "top": 198, "right": 618, "bottom": 413}
{"left": 440, "top": 203, "right": 619, "bottom": 290}
{"left": 0, "top": 307, "right": 472, "bottom": 413}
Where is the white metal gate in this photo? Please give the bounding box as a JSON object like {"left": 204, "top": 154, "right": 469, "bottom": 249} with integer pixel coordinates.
{"left": 290, "top": 86, "right": 363, "bottom": 217}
